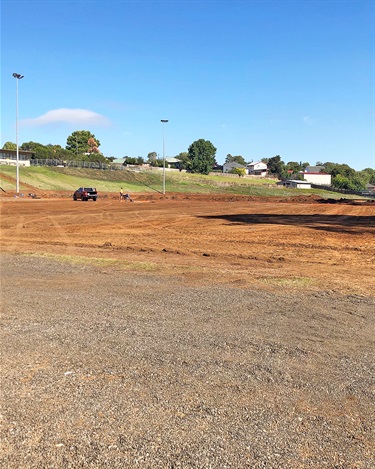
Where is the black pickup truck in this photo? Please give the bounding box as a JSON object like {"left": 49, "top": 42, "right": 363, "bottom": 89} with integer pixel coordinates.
{"left": 73, "top": 187, "right": 98, "bottom": 201}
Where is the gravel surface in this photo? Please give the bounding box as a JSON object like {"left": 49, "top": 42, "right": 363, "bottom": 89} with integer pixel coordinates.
{"left": 1, "top": 254, "right": 374, "bottom": 468}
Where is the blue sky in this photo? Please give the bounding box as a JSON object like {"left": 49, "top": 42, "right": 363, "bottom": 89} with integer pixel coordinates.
{"left": 1, "top": 0, "right": 374, "bottom": 170}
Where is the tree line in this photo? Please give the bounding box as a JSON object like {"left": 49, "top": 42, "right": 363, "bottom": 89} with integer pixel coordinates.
{"left": 2, "top": 131, "right": 218, "bottom": 175}
{"left": 2, "top": 130, "right": 373, "bottom": 190}
{"left": 263, "top": 155, "right": 375, "bottom": 191}
{"left": 2, "top": 131, "right": 107, "bottom": 163}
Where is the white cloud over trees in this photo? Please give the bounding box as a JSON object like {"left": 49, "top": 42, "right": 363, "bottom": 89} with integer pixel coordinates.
{"left": 22, "top": 108, "right": 111, "bottom": 127}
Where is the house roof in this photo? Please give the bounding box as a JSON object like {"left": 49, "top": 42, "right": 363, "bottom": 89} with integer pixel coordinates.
{"left": 300, "top": 171, "right": 330, "bottom": 175}
{"left": 305, "top": 166, "right": 324, "bottom": 172}
{"left": 223, "top": 161, "right": 245, "bottom": 168}
{"left": 0, "top": 149, "right": 34, "bottom": 156}
{"left": 278, "top": 179, "right": 311, "bottom": 185}
{"left": 166, "top": 157, "right": 180, "bottom": 163}
{"left": 247, "top": 161, "right": 266, "bottom": 166}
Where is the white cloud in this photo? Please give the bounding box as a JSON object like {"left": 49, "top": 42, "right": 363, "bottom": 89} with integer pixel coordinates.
{"left": 22, "top": 108, "right": 111, "bottom": 127}
{"left": 303, "top": 115, "right": 315, "bottom": 126}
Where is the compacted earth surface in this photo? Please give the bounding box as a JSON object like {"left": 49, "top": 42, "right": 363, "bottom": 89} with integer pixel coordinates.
{"left": 1, "top": 191, "right": 374, "bottom": 468}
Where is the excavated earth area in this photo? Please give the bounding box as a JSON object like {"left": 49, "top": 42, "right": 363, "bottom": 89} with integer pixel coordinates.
{"left": 1, "top": 191, "right": 374, "bottom": 468}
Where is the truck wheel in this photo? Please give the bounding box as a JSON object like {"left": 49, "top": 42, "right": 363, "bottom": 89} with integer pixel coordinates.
{"left": 93, "top": 198, "right": 97, "bottom": 202}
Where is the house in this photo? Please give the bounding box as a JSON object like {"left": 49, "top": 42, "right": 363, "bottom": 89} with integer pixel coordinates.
{"left": 277, "top": 180, "right": 312, "bottom": 189}
{"left": 361, "top": 184, "right": 375, "bottom": 196}
{"left": 247, "top": 161, "right": 268, "bottom": 176}
{"left": 0, "top": 149, "right": 33, "bottom": 166}
{"left": 165, "top": 157, "right": 181, "bottom": 169}
{"left": 223, "top": 161, "right": 247, "bottom": 173}
{"left": 299, "top": 170, "right": 331, "bottom": 186}
{"left": 111, "top": 158, "right": 126, "bottom": 166}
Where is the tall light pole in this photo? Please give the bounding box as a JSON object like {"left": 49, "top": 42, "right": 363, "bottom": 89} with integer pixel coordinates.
{"left": 13, "top": 73, "right": 24, "bottom": 194}
{"left": 161, "top": 119, "right": 168, "bottom": 195}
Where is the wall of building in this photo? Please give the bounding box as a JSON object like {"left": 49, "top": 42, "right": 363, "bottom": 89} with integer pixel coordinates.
{"left": 0, "top": 158, "right": 30, "bottom": 167}
{"left": 303, "top": 173, "right": 331, "bottom": 185}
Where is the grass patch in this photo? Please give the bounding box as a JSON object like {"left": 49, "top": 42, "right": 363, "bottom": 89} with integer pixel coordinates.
{"left": 0, "top": 164, "right": 365, "bottom": 199}
{"left": 27, "top": 252, "right": 158, "bottom": 272}
{"left": 259, "top": 276, "right": 315, "bottom": 289}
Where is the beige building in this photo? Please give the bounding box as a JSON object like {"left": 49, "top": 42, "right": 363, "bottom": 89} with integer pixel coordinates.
{"left": 0, "top": 149, "right": 32, "bottom": 166}
{"left": 300, "top": 171, "right": 331, "bottom": 185}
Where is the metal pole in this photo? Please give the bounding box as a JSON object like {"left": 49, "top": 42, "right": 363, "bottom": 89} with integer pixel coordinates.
{"left": 161, "top": 119, "right": 168, "bottom": 195}
{"left": 16, "top": 77, "right": 19, "bottom": 193}
{"left": 13, "top": 73, "right": 24, "bottom": 194}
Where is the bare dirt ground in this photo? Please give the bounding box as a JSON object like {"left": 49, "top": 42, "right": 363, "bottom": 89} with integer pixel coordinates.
{"left": 1, "top": 191, "right": 374, "bottom": 293}
{"left": 1, "top": 192, "right": 374, "bottom": 468}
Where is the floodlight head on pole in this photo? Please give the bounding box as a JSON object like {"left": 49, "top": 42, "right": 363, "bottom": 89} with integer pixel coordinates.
{"left": 13, "top": 73, "right": 24, "bottom": 194}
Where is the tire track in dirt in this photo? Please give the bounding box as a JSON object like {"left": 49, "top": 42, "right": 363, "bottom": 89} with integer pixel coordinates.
{"left": 47, "top": 216, "right": 77, "bottom": 255}
{"left": 4, "top": 215, "right": 26, "bottom": 252}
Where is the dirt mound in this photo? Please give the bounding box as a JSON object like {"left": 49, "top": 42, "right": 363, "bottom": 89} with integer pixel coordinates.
{"left": 318, "top": 197, "right": 375, "bottom": 206}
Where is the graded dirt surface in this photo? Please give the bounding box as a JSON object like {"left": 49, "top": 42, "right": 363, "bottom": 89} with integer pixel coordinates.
{"left": 1, "top": 192, "right": 375, "bottom": 468}
{"left": 1, "top": 192, "right": 374, "bottom": 294}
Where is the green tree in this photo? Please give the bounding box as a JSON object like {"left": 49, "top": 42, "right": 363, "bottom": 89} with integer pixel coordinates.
{"left": 351, "top": 175, "right": 368, "bottom": 191}
{"left": 124, "top": 156, "right": 144, "bottom": 165}
{"left": 225, "top": 154, "right": 246, "bottom": 166}
{"left": 359, "top": 168, "right": 375, "bottom": 185}
{"left": 125, "top": 157, "right": 137, "bottom": 165}
{"left": 147, "top": 152, "right": 158, "bottom": 164}
{"left": 332, "top": 174, "right": 353, "bottom": 190}
{"left": 286, "top": 161, "right": 302, "bottom": 173}
{"left": 20, "top": 141, "right": 50, "bottom": 159}
{"left": 332, "top": 174, "right": 366, "bottom": 191}
{"left": 66, "top": 130, "right": 101, "bottom": 155}
{"left": 2, "top": 142, "right": 17, "bottom": 150}
{"left": 322, "top": 162, "right": 367, "bottom": 190}
{"left": 267, "top": 155, "right": 285, "bottom": 178}
{"left": 321, "top": 162, "right": 355, "bottom": 178}
{"left": 226, "top": 154, "right": 246, "bottom": 165}
{"left": 46, "top": 144, "right": 74, "bottom": 160}
{"left": 187, "top": 139, "right": 217, "bottom": 174}
{"left": 175, "top": 152, "right": 189, "bottom": 170}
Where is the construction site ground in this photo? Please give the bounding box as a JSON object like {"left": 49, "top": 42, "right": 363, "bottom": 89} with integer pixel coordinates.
{"left": 1, "top": 191, "right": 374, "bottom": 468}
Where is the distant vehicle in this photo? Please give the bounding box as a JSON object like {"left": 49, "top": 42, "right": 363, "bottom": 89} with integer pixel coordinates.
{"left": 73, "top": 187, "right": 97, "bottom": 201}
